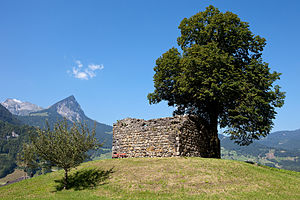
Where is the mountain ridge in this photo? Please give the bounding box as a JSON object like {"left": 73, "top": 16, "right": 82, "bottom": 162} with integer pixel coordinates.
{"left": 258, "top": 129, "right": 300, "bottom": 151}
{"left": 0, "top": 95, "right": 111, "bottom": 179}
{"left": 0, "top": 104, "right": 19, "bottom": 125}
{"left": 220, "top": 133, "right": 300, "bottom": 171}
{"left": 47, "top": 95, "right": 86, "bottom": 122}
{"left": 16, "top": 95, "right": 113, "bottom": 148}
{"left": 1, "top": 98, "right": 43, "bottom": 116}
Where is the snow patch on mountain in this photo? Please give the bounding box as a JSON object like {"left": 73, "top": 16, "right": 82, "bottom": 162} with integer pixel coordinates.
{"left": 1, "top": 98, "right": 43, "bottom": 116}
{"left": 12, "top": 99, "right": 22, "bottom": 104}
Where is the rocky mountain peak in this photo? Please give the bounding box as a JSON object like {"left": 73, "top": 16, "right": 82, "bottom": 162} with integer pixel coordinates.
{"left": 65, "top": 95, "right": 76, "bottom": 101}
{"left": 1, "top": 98, "right": 43, "bottom": 116}
{"left": 49, "top": 95, "right": 86, "bottom": 122}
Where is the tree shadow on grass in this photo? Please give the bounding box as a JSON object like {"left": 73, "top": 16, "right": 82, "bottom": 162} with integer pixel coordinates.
{"left": 55, "top": 168, "right": 114, "bottom": 191}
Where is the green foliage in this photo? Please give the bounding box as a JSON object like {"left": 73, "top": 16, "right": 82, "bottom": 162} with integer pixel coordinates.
{"left": 17, "top": 110, "right": 113, "bottom": 149}
{"left": 19, "top": 119, "right": 102, "bottom": 189}
{"left": 148, "top": 5, "right": 285, "bottom": 146}
{"left": 0, "top": 120, "right": 33, "bottom": 178}
{"left": 0, "top": 154, "right": 16, "bottom": 179}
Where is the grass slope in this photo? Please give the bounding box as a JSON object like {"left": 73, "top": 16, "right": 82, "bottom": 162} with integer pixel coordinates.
{"left": 0, "top": 157, "right": 299, "bottom": 200}
{"left": 0, "top": 169, "right": 26, "bottom": 185}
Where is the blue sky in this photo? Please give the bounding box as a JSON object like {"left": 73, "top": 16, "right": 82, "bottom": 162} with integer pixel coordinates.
{"left": 1, "top": 0, "right": 299, "bottom": 132}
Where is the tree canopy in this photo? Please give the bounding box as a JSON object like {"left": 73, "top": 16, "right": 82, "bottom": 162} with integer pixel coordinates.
{"left": 19, "top": 119, "right": 101, "bottom": 189}
{"left": 148, "top": 5, "right": 285, "bottom": 149}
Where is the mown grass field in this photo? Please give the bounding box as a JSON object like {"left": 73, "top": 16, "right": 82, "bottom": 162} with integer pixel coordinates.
{"left": 0, "top": 157, "right": 299, "bottom": 199}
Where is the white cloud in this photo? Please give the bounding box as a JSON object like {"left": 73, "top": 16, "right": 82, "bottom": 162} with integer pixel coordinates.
{"left": 88, "top": 64, "right": 104, "bottom": 71}
{"left": 85, "top": 68, "right": 96, "bottom": 78}
{"left": 75, "top": 60, "right": 83, "bottom": 68}
{"left": 69, "top": 60, "right": 104, "bottom": 80}
{"left": 75, "top": 72, "right": 89, "bottom": 80}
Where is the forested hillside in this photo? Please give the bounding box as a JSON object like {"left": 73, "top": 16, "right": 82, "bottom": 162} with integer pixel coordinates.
{"left": 0, "top": 104, "right": 19, "bottom": 125}
{"left": 220, "top": 134, "right": 300, "bottom": 171}
{"left": 0, "top": 120, "right": 34, "bottom": 178}
{"left": 258, "top": 129, "right": 300, "bottom": 151}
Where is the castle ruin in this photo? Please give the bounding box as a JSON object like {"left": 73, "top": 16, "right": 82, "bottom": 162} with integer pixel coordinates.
{"left": 112, "top": 115, "right": 217, "bottom": 158}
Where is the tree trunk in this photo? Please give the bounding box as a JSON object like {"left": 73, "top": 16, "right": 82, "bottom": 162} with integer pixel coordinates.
{"left": 207, "top": 109, "right": 221, "bottom": 158}
{"left": 208, "top": 122, "right": 221, "bottom": 158}
{"left": 199, "top": 108, "right": 221, "bottom": 158}
{"left": 192, "top": 114, "right": 221, "bottom": 158}
{"left": 64, "top": 168, "right": 68, "bottom": 190}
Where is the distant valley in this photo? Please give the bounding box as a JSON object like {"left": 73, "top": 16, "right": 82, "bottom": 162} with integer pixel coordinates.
{"left": 220, "top": 130, "right": 300, "bottom": 171}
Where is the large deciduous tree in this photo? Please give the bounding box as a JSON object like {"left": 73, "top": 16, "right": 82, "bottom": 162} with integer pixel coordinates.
{"left": 19, "top": 119, "right": 101, "bottom": 189}
{"left": 148, "top": 5, "right": 285, "bottom": 158}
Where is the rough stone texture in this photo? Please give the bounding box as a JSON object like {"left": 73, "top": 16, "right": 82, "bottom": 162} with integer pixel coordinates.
{"left": 112, "top": 115, "right": 216, "bottom": 158}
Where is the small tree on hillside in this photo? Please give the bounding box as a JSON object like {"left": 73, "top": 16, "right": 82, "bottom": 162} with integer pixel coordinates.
{"left": 148, "top": 5, "right": 285, "bottom": 158}
{"left": 19, "top": 119, "right": 101, "bottom": 189}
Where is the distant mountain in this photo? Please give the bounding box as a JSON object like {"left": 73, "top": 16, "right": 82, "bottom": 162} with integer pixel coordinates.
{"left": 0, "top": 95, "right": 112, "bottom": 179}
{"left": 1, "top": 98, "right": 43, "bottom": 116}
{"left": 258, "top": 129, "right": 300, "bottom": 151}
{"left": 0, "top": 104, "right": 33, "bottom": 178}
{"left": 48, "top": 95, "right": 87, "bottom": 122}
{"left": 220, "top": 134, "right": 300, "bottom": 172}
{"left": 0, "top": 104, "right": 19, "bottom": 125}
{"left": 16, "top": 95, "right": 113, "bottom": 148}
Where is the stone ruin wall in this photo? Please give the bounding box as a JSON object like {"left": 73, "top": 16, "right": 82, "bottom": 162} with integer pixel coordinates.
{"left": 112, "top": 115, "right": 214, "bottom": 158}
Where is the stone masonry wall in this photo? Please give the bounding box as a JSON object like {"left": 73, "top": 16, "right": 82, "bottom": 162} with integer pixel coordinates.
{"left": 112, "top": 115, "right": 213, "bottom": 158}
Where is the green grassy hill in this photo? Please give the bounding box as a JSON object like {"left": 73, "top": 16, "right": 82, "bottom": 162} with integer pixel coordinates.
{"left": 0, "top": 157, "right": 299, "bottom": 200}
